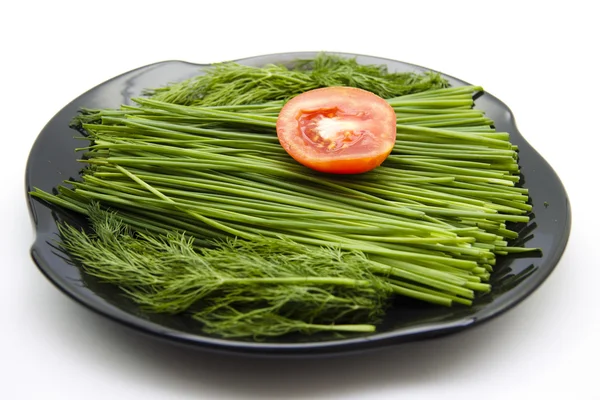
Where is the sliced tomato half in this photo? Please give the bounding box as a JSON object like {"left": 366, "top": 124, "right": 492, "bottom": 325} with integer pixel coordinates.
{"left": 276, "top": 86, "right": 397, "bottom": 174}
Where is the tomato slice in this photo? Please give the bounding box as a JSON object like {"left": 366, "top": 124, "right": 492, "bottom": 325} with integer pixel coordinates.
{"left": 276, "top": 86, "right": 397, "bottom": 174}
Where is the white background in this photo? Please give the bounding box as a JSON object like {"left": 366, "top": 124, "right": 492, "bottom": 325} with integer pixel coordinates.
{"left": 2, "top": 1, "right": 598, "bottom": 399}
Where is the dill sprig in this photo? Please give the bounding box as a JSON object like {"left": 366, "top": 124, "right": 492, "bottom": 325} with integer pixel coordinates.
{"left": 58, "top": 204, "right": 391, "bottom": 339}
{"left": 143, "top": 53, "right": 449, "bottom": 106}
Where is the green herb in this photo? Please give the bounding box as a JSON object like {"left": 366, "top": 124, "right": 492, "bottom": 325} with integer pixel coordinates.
{"left": 59, "top": 204, "right": 392, "bottom": 339}
{"left": 143, "top": 53, "right": 449, "bottom": 106}
{"left": 31, "top": 57, "right": 541, "bottom": 339}
{"left": 33, "top": 85, "right": 538, "bottom": 308}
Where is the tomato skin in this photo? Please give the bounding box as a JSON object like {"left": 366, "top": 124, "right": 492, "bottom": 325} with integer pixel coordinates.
{"left": 276, "top": 87, "right": 397, "bottom": 174}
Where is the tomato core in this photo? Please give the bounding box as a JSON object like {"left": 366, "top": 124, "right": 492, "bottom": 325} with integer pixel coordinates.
{"left": 297, "top": 107, "right": 370, "bottom": 152}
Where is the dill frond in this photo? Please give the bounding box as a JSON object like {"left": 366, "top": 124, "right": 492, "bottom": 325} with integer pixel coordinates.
{"left": 58, "top": 204, "right": 391, "bottom": 338}
{"left": 143, "top": 53, "right": 449, "bottom": 106}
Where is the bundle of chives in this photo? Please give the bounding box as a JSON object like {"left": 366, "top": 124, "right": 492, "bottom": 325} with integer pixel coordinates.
{"left": 33, "top": 86, "right": 537, "bottom": 308}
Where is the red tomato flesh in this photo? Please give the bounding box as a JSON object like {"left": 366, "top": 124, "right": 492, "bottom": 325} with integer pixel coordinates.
{"left": 276, "top": 86, "right": 397, "bottom": 174}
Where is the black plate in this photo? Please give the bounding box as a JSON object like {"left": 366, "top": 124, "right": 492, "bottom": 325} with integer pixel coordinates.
{"left": 25, "top": 52, "right": 571, "bottom": 356}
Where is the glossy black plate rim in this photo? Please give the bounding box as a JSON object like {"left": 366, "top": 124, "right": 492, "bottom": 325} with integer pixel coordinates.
{"left": 25, "top": 51, "right": 571, "bottom": 356}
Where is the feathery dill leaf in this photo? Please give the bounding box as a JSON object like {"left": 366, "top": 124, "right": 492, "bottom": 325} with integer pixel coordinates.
{"left": 58, "top": 204, "right": 392, "bottom": 339}
{"left": 143, "top": 53, "right": 449, "bottom": 106}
